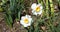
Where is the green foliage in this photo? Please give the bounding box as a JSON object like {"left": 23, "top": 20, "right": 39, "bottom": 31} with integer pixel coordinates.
{"left": 0, "top": 7, "right": 3, "bottom": 12}
{"left": 0, "top": 0, "right": 60, "bottom": 32}
{"left": 1, "top": 0, "right": 25, "bottom": 27}
{"left": 26, "top": 0, "right": 60, "bottom": 32}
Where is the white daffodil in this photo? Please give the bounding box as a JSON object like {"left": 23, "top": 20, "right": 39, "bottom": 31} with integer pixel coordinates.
{"left": 31, "top": 3, "right": 43, "bottom": 15}
{"left": 20, "top": 15, "right": 33, "bottom": 27}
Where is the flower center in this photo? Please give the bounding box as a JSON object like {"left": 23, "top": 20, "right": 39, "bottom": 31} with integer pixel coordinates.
{"left": 35, "top": 6, "right": 40, "bottom": 12}
{"left": 24, "top": 18, "right": 29, "bottom": 24}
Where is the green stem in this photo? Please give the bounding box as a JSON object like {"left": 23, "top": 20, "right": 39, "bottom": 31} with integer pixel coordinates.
{"left": 46, "top": 0, "right": 49, "bottom": 18}
{"left": 49, "top": 0, "right": 54, "bottom": 17}
{"left": 49, "top": 17, "right": 55, "bottom": 32}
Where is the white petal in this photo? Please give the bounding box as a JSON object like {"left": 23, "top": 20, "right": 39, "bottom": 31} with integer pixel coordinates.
{"left": 38, "top": 10, "right": 42, "bottom": 15}
{"left": 27, "top": 17, "right": 32, "bottom": 24}
{"left": 31, "top": 3, "right": 37, "bottom": 9}
{"left": 23, "top": 22, "right": 31, "bottom": 27}
{"left": 20, "top": 20, "right": 29, "bottom": 27}
{"left": 21, "top": 16, "right": 25, "bottom": 20}
{"left": 29, "top": 18, "right": 32, "bottom": 23}
{"left": 20, "top": 15, "right": 33, "bottom": 27}
{"left": 20, "top": 20, "right": 24, "bottom": 25}
{"left": 31, "top": 3, "right": 43, "bottom": 15}
{"left": 38, "top": 5, "right": 43, "bottom": 11}
{"left": 27, "top": 23, "right": 31, "bottom": 26}
{"left": 33, "top": 12, "right": 38, "bottom": 15}
{"left": 26, "top": 15, "right": 31, "bottom": 18}
{"left": 32, "top": 10, "right": 38, "bottom": 15}
{"left": 26, "top": 23, "right": 31, "bottom": 26}
{"left": 24, "top": 25, "right": 28, "bottom": 27}
{"left": 37, "top": 4, "right": 43, "bottom": 10}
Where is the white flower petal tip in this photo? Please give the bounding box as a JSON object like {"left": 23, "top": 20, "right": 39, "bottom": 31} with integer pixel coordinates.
{"left": 31, "top": 3, "right": 43, "bottom": 15}
{"left": 31, "top": 3, "right": 37, "bottom": 9}
{"left": 20, "top": 15, "right": 33, "bottom": 27}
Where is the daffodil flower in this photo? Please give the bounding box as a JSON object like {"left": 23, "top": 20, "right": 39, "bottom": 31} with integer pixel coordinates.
{"left": 20, "top": 15, "right": 33, "bottom": 27}
{"left": 31, "top": 3, "right": 43, "bottom": 15}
